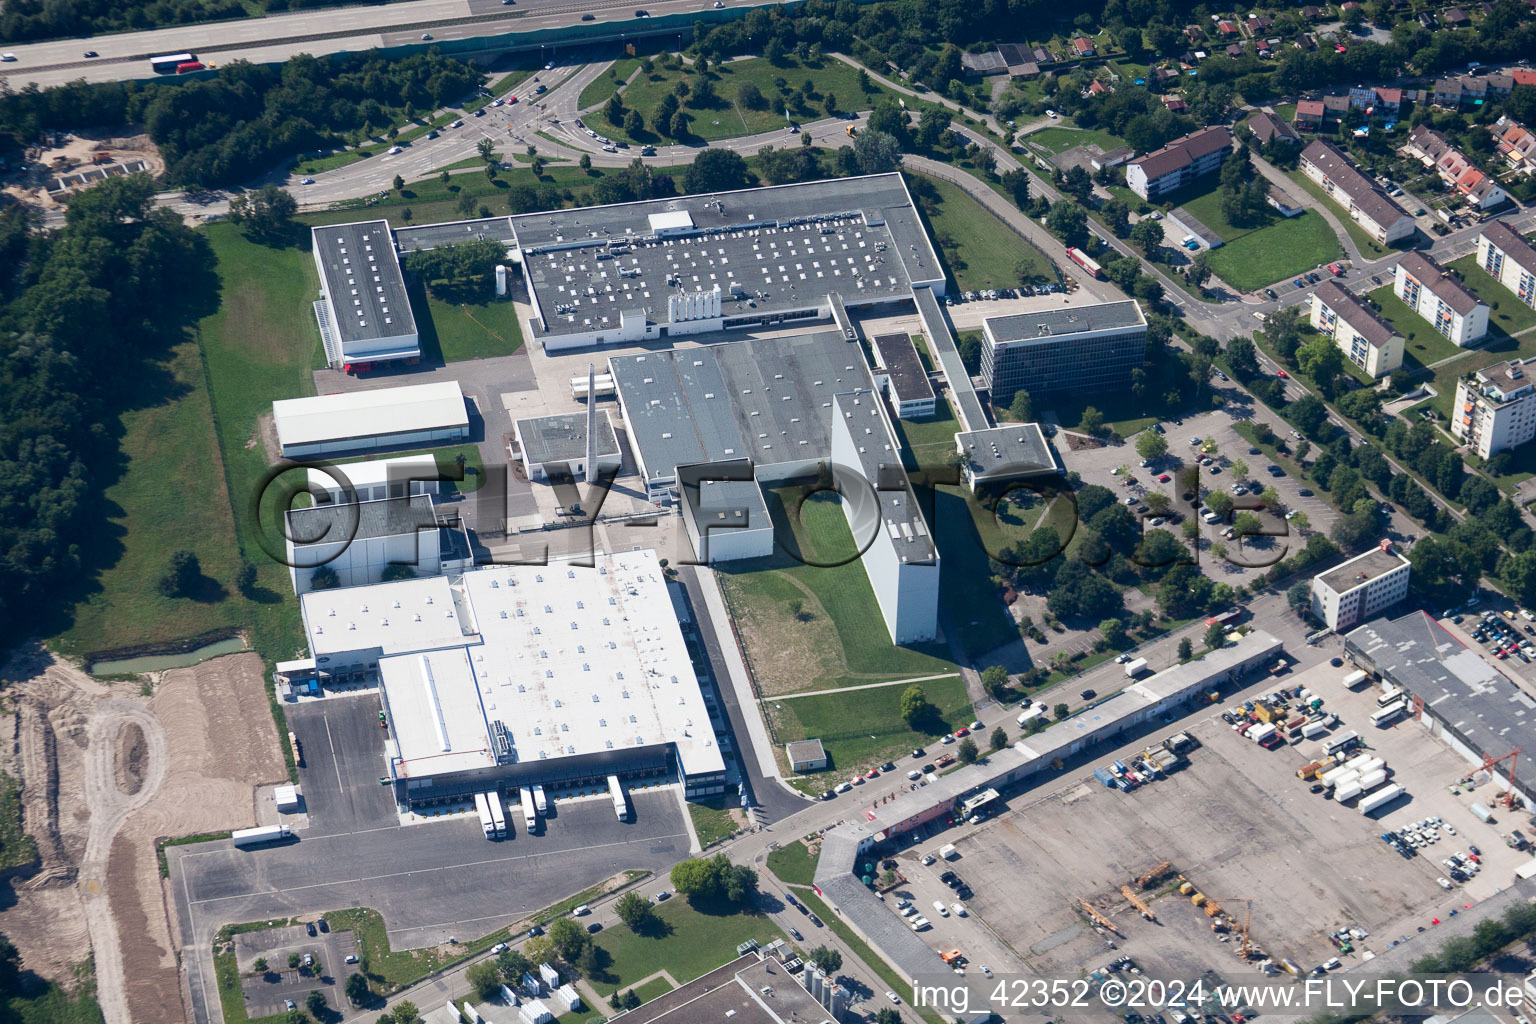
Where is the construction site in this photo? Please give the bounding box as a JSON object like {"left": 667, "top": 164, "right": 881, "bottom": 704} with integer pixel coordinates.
{"left": 942, "top": 657, "right": 1536, "bottom": 986}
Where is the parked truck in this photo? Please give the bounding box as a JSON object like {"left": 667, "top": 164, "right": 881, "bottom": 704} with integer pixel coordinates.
{"left": 1333, "top": 780, "right": 1364, "bottom": 803}
{"left": 519, "top": 786, "right": 538, "bottom": 830}
{"left": 1249, "top": 723, "right": 1278, "bottom": 744}
{"left": 1351, "top": 756, "right": 1385, "bottom": 778}
{"left": 1342, "top": 669, "right": 1369, "bottom": 689}
{"left": 1357, "top": 769, "right": 1389, "bottom": 792}
{"left": 486, "top": 792, "right": 507, "bottom": 838}
{"left": 474, "top": 792, "right": 496, "bottom": 839}
{"left": 532, "top": 784, "right": 548, "bottom": 814}
{"left": 1320, "top": 764, "right": 1357, "bottom": 787}
{"left": 1472, "top": 802, "right": 1495, "bottom": 824}
{"left": 608, "top": 775, "right": 627, "bottom": 821}
{"left": 232, "top": 824, "right": 292, "bottom": 849}
{"left": 1124, "top": 658, "right": 1150, "bottom": 678}
{"left": 1359, "top": 784, "right": 1406, "bottom": 815}
{"left": 1302, "top": 720, "right": 1329, "bottom": 740}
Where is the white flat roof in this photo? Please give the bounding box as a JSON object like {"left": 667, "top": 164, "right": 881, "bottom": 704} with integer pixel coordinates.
{"left": 380, "top": 647, "right": 494, "bottom": 776}
{"left": 308, "top": 454, "right": 440, "bottom": 495}
{"left": 274, "top": 382, "right": 468, "bottom": 449}
{"left": 647, "top": 210, "right": 694, "bottom": 232}
{"left": 301, "top": 576, "right": 469, "bottom": 659}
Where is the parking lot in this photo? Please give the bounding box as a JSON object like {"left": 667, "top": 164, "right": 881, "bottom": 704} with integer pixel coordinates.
{"left": 1061, "top": 407, "right": 1340, "bottom": 589}
{"left": 1437, "top": 604, "right": 1536, "bottom": 690}
{"left": 233, "top": 922, "right": 361, "bottom": 1019}
{"left": 900, "top": 656, "right": 1530, "bottom": 997}
{"left": 287, "top": 693, "right": 400, "bottom": 837}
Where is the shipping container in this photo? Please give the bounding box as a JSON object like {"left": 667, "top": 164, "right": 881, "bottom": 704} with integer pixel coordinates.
{"left": 1095, "top": 766, "right": 1117, "bottom": 788}
{"left": 1359, "top": 784, "right": 1406, "bottom": 815}
{"left": 1472, "top": 802, "right": 1494, "bottom": 823}
{"left": 1333, "top": 781, "right": 1364, "bottom": 803}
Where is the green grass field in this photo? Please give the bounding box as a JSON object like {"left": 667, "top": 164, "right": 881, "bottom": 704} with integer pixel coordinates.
{"left": 772, "top": 675, "right": 972, "bottom": 774}
{"left": 412, "top": 281, "right": 526, "bottom": 363}
{"left": 1025, "top": 126, "right": 1127, "bottom": 157}
{"left": 579, "top": 57, "right": 642, "bottom": 109}
{"left": 912, "top": 172, "right": 1057, "bottom": 292}
{"left": 589, "top": 54, "right": 883, "bottom": 144}
{"left": 765, "top": 840, "right": 819, "bottom": 885}
{"left": 1179, "top": 195, "right": 1342, "bottom": 292}
{"left": 1446, "top": 253, "right": 1536, "bottom": 337}
{"left": 1283, "top": 168, "right": 1392, "bottom": 259}
{"left": 6, "top": 967, "right": 106, "bottom": 1024}
{"left": 930, "top": 486, "right": 1022, "bottom": 659}
{"left": 686, "top": 799, "right": 741, "bottom": 847}
{"left": 1364, "top": 284, "right": 1465, "bottom": 367}
{"left": 587, "top": 900, "right": 783, "bottom": 995}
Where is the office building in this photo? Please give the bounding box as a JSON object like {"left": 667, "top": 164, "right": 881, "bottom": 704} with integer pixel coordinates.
{"left": 979, "top": 300, "right": 1148, "bottom": 402}
{"left": 1299, "top": 141, "right": 1415, "bottom": 245}
{"left": 512, "top": 410, "right": 622, "bottom": 483}
{"left": 954, "top": 424, "right": 1058, "bottom": 492}
{"left": 1310, "top": 541, "right": 1412, "bottom": 631}
{"left": 1125, "top": 126, "right": 1233, "bottom": 200}
{"left": 869, "top": 332, "right": 936, "bottom": 417}
{"left": 1393, "top": 252, "right": 1489, "bottom": 347}
{"left": 1451, "top": 357, "right": 1536, "bottom": 458}
{"left": 311, "top": 221, "right": 420, "bottom": 371}
{"left": 1477, "top": 221, "right": 1536, "bottom": 310}
{"left": 1309, "top": 281, "right": 1404, "bottom": 377}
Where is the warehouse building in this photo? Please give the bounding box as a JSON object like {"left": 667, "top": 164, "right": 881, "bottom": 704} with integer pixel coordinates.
{"left": 1310, "top": 540, "right": 1412, "bottom": 631}
{"left": 678, "top": 469, "right": 774, "bottom": 565}
{"left": 1346, "top": 611, "right": 1536, "bottom": 808}
{"left": 284, "top": 492, "right": 472, "bottom": 595}
{"left": 1394, "top": 252, "right": 1489, "bottom": 347}
{"left": 1452, "top": 357, "right": 1536, "bottom": 458}
{"left": 811, "top": 630, "right": 1283, "bottom": 1024}
{"left": 1310, "top": 281, "right": 1404, "bottom": 378}
{"left": 1478, "top": 221, "right": 1536, "bottom": 311}
{"left": 508, "top": 174, "right": 944, "bottom": 352}
{"left": 294, "top": 551, "right": 728, "bottom": 806}
{"left": 954, "top": 423, "right": 1058, "bottom": 492}
{"left": 273, "top": 382, "right": 471, "bottom": 460}
{"left": 869, "top": 332, "right": 936, "bottom": 417}
{"left": 830, "top": 390, "right": 939, "bottom": 644}
{"left": 311, "top": 221, "right": 420, "bottom": 371}
{"left": 979, "top": 300, "right": 1148, "bottom": 402}
{"left": 306, "top": 454, "right": 442, "bottom": 504}
{"left": 512, "top": 410, "right": 622, "bottom": 483}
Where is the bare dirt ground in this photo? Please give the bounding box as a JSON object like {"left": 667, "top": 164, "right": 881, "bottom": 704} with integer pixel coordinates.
{"left": 0, "top": 129, "right": 164, "bottom": 212}
{"left": 0, "top": 649, "right": 285, "bottom": 1024}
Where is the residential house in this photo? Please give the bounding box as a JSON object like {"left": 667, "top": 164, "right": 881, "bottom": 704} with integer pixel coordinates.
{"left": 1299, "top": 140, "right": 1416, "bottom": 245}
{"left": 1185, "top": 24, "right": 1206, "bottom": 41}
{"left": 1433, "top": 77, "right": 1467, "bottom": 108}
{"left": 1486, "top": 73, "right": 1515, "bottom": 99}
{"left": 1217, "top": 19, "right": 1240, "bottom": 36}
{"left": 1031, "top": 46, "right": 1053, "bottom": 65}
{"left": 1309, "top": 281, "right": 1405, "bottom": 377}
{"left": 1401, "top": 123, "right": 1455, "bottom": 167}
{"left": 1443, "top": 6, "right": 1470, "bottom": 25}
{"left": 1073, "top": 36, "right": 1096, "bottom": 57}
{"left": 1296, "top": 32, "right": 1320, "bottom": 51}
{"left": 1349, "top": 86, "right": 1379, "bottom": 110}
{"left": 1125, "top": 125, "right": 1234, "bottom": 200}
{"left": 1477, "top": 220, "right": 1536, "bottom": 311}
{"left": 1322, "top": 94, "right": 1352, "bottom": 120}
{"left": 1226, "top": 43, "right": 1247, "bottom": 57}
{"left": 1402, "top": 125, "right": 1507, "bottom": 210}
{"left": 1492, "top": 116, "right": 1536, "bottom": 174}
{"left": 1393, "top": 252, "right": 1490, "bottom": 347}
{"left": 1249, "top": 110, "right": 1301, "bottom": 145}
{"left": 1514, "top": 69, "right": 1536, "bottom": 88}
{"left": 1294, "top": 99, "right": 1326, "bottom": 130}
{"left": 1301, "top": 4, "right": 1324, "bottom": 18}
{"left": 1162, "top": 95, "right": 1189, "bottom": 114}
{"left": 1086, "top": 78, "right": 1111, "bottom": 96}
{"left": 1242, "top": 13, "right": 1274, "bottom": 37}
{"left": 1456, "top": 168, "right": 1507, "bottom": 211}
{"left": 1374, "top": 87, "right": 1403, "bottom": 115}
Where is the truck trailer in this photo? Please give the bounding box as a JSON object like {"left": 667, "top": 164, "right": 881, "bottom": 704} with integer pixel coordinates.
{"left": 474, "top": 792, "right": 496, "bottom": 839}
{"left": 519, "top": 786, "right": 538, "bottom": 830}
{"left": 1359, "top": 784, "right": 1406, "bottom": 815}
{"left": 1248, "top": 723, "right": 1278, "bottom": 744}
{"left": 532, "top": 784, "right": 548, "bottom": 814}
{"left": 1302, "top": 720, "right": 1329, "bottom": 740}
{"left": 1342, "top": 669, "right": 1369, "bottom": 689}
{"left": 1357, "top": 769, "right": 1389, "bottom": 792}
{"left": 232, "top": 824, "right": 292, "bottom": 849}
{"left": 1123, "top": 658, "right": 1150, "bottom": 678}
{"left": 487, "top": 792, "right": 507, "bottom": 837}
{"left": 608, "top": 775, "right": 627, "bottom": 821}
{"left": 1333, "top": 781, "right": 1364, "bottom": 803}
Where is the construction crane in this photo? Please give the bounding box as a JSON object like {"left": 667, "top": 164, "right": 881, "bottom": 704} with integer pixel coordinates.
{"left": 1208, "top": 898, "right": 1259, "bottom": 959}
{"left": 1477, "top": 749, "right": 1523, "bottom": 809}
{"left": 1135, "top": 861, "right": 1172, "bottom": 888}
{"left": 1120, "top": 885, "right": 1156, "bottom": 921}
{"left": 1076, "top": 897, "right": 1119, "bottom": 934}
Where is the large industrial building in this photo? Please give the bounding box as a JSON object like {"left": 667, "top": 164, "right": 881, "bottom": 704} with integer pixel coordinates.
{"left": 1347, "top": 612, "right": 1536, "bottom": 808}
{"left": 868, "top": 331, "right": 936, "bottom": 417}
{"left": 1452, "top": 357, "right": 1536, "bottom": 458}
{"left": 311, "top": 221, "right": 420, "bottom": 371}
{"left": 272, "top": 382, "right": 471, "bottom": 460}
{"left": 954, "top": 423, "right": 1058, "bottom": 492}
{"left": 284, "top": 493, "right": 472, "bottom": 595}
{"left": 292, "top": 551, "right": 728, "bottom": 806}
{"left": 507, "top": 174, "right": 945, "bottom": 351}
{"left": 512, "top": 410, "right": 622, "bottom": 483}
{"left": 978, "top": 300, "right": 1148, "bottom": 402}
{"left": 1309, "top": 541, "right": 1412, "bottom": 631}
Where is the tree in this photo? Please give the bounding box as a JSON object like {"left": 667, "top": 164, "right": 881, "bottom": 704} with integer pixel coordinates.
{"left": 393, "top": 1001, "right": 421, "bottom": 1024}
{"left": 990, "top": 726, "right": 1008, "bottom": 751}
{"left": 1145, "top": 492, "right": 1172, "bottom": 516}
{"left": 853, "top": 130, "right": 902, "bottom": 174}
{"left": 1100, "top": 618, "right": 1127, "bottom": 647}
{"left": 456, "top": 189, "right": 477, "bottom": 218}
{"left": 253, "top": 957, "right": 269, "bottom": 974}
{"left": 289, "top": 952, "right": 302, "bottom": 969}
{"left": 1287, "top": 580, "right": 1313, "bottom": 614}
{"left": 980, "top": 665, "right": 1010, "bottom": 700}
{"left": 1205, "top": 491, "right": 1235, "bottom": 518}
{"left": 957, "top": 737, "right": 979, "bottom": 764}
{"left": 1063, "top": 165, "right": 1094, "bottom": 201}
{"left": 685, "top": 148, "right": 749, "bottom": 193}
{"left": 808, "top": 946, "right": 843, "bottom": 975}
{"left": 876, "top": 1010, "right": 904, "bottom": 1024}
{"left": 306, "top": 990, "right": 328, "bottom": 1017}
{"left": 580, "top": 153, "right": 592, "bottom": 172}
{"left": 1343, "top": 4, "right": 1367, "bottom": 30}
{"left": 615, "top": 891, "right": 655, "bottom": 932}
{"left": 227, "top": 183, "right": 299, "bottom": 245}
{"left": 1136, "top": 432, "right": 1168, "bottom": 460}
{"left": 497, "top": 948, "right": 533, "bottom": 983}
{"left": 1046, "top": 201, "right": 1089, "bottom": 247}
{"left": 737, "top": 81, "right": 765, "bottom": 110}
{"left": 866, "top": 100, "right": 909, "bottom": 145}
{"left": 1232, "top": 511, "right": 1262, "bottom": 540}
{"left": 467, "top": 960, "right": 502, "bottom": 1000}
{"left": 1008, "top": 389, "right": 1034, "bottom": 422}
{"left": 548, "top": 918, "right": 590, "bottom": 963}
{"left": 1204, "top": 621, "right": 1227, "bottom": 649}
{"left": 1130, "top": 218, "right": 1164, "bottom": 257}
{"left": 1080, "top": 407, "right": 1105, "bottom": 435}
{"left": 900, "top": 684, "right": 938, "bottom": 729}
{"left": 346, "top": 972, "right": 370, "bottom": 1006}
{"left": 625, "top": 109, "right": 645, "bottom": 136}
{"left": 157, "top": 549, "right": 201, "bottom": 597}
{"left": 1297, "top": 334, "right": 1346, "bottom": 395}
{"left": 1000, "top": 169, "right": 1030, "bottom": 210}
{"left": 1177, "top": 637, "right": 1194, "bottom": 662}
{"left": 1053, "top": 703, "right": 1070, "bottom": 719}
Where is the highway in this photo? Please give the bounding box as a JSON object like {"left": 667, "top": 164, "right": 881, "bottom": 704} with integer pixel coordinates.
{"left": 0, "top": 0, "right": 749, "bottom": 91}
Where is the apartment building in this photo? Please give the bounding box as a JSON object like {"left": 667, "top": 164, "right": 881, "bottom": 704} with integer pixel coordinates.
{"left": 1452, "top": 358, "right": 1536, "bottom": 459}
{"left": 1393, "top": 252, "right": 1489, "bottom": 347}
{"left": 1309, "top": 281, "right": 1404, "bottom": 377}
{"left": 1477, "top": 220, "right": 1536, "bottom": 310}
{"left": 1310, "top": 541, "right": 1412, "bottom": 632}
{"left": 1299, "top": 141, "right": 1415, "bottom": 245}
{"left": 1125, "top": 126, "right": 1233, "bottom": 200}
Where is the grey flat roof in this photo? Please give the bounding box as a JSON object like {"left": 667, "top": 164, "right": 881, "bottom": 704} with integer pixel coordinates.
{"left": 510, "top": 174, "right": 941, "bottom": 339}
{"left": 609, "top": 330, "right": 872, "bottom": 482}
{"left": 986, "top": 299, "right": 1146, "bottom": 344}
{"left": 784, "top": 738, "right": 825, "bottom": 761}
{"left": 957, "top": 424, "right": 1057, "bottom": 480}
{"left": 393, "top": 216, "right": 514, "bottom": 253}
{"left": 870, "top": 332, "right": 936, "bottom": 406}
{"left": 833, "top": 391, "right": 936, "bottom": 564}
{"left": 287, "top": 494, "right": 437, "bottom": 547}
{"left": 1318, "top": 544, "right": 1409, "bottom": 593}
{"left": 913, "top": 287, "right": 989, "bottom": 431}
{"left": 1347, "top": 611, "right": 1536, "bottom": 782}
{"left": 514, "top": 410, "right": 619, "bottom": 465}
{"left": 312, "top": 221, "right": 416, "bottom": 346}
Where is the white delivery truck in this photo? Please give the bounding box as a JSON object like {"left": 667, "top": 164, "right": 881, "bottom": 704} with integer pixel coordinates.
{"left": 1359, "top": 784, "right": 1406, "bottom": 815}
{"left": 532, "top": 784, "right": 548, "bottom": 814}
{"left": 1357, "top": 769, "right": 1389, "bottom": 792}
{"left": 1123, "top": 658, "right": 1150, "bottom": 678}
{"left": 519, "top": 786, "right": 538, "bottom": 830}
{"left": 1302, "top": 720, "right": 1329, "bottom": 740}
{"left": 1248, "top": 723, "right": 1278, "bottom": 744}
{"left": 1342, "top": 669, "right": 1369, "bottom": 689}
{"left": 608, "top": 775, "right": 627, "bottom": 821}
{"left": 486, "top": 791, "right": 507, "bottom": 837}
{"left": 232, "top": 824, "right": 292, "bottom": 849}
{"left": 474, "top": 792, "right": 496, "bottom": 839}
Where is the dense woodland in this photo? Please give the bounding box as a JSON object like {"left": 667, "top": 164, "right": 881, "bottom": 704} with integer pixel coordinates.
{"left": 0, "top": 176, "right": 218, "bottom": 649}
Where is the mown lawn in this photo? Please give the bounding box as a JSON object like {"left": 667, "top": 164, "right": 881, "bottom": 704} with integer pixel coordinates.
{"left": 1283, "top": 168, "right": 1393, "bottom": 259}
{"left": 587, "top": 900, "right": 783, "bottom": 995}
{"left": 579, "top": 57, "right": 642, "bottom": 109}
{"left": 765, "top": 840, "right": 819, "bottom": 885}
{"left": 1025, "top": 126, "right": 1127, "bottom": 156}
{"left": 411, "top": 280, "right": 526, "bottom": 363}
{"left": 771, "top": 675, "right": 973, "bottom": 774}
{"left": 589, "top": 54, "right": 884, "bottom": 144}
{"left": 1168, "top": 179, "right": 1342, "bottom": 292}
{"left": 1446, "top": 253, "right": 1536, "bottom": 337}
{"left": 911, "top": 171, "right": 1058, "bottom": 292}
{"left": 1364, "top": 284, "right": 1465, "bottom": 367}
{"left": 686, "top": 799, "right": 741, "bottom": 847}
